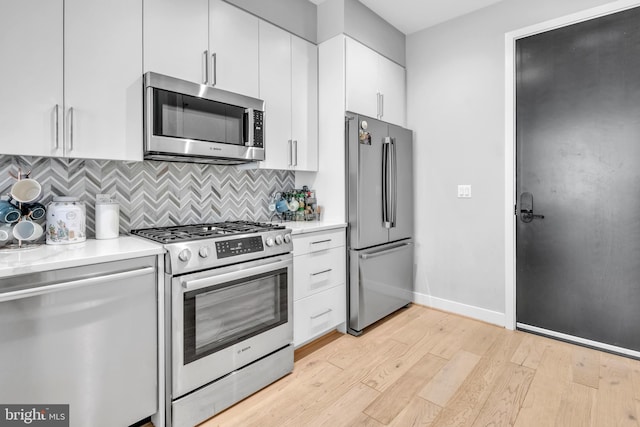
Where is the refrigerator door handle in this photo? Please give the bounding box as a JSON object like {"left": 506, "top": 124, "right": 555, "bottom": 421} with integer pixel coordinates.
{"left": 391, "top": 137, "right": 398, "bottom": 228}
{"left": 360, "top": 242, "right": 413, "bottom": 260}
{"left": 383, "top": 137, "right": 392, "bottom": 228}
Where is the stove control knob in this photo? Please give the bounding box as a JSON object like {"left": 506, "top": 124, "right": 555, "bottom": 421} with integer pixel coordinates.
{"left": 283, "top": 233, "right": 292, "bottom": 244}
{"left": 199, "top": 247, "right": 209, "bottom": 258}
{"left": 265, "top": 237, "right": 275, "bottom": 247}
{"left": 178, "top": 248, "right": 192, "bottom": 262}
{"left": 275, "top": 235, "right": 284, "bottom": 245}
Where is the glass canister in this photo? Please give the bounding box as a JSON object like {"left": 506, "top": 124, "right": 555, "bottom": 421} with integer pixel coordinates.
{"left": 46, "top": 196, "right": 86, "bottom": 245}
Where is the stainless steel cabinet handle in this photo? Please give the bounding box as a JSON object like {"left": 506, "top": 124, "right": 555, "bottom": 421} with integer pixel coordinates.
{"left": 360, "top": 242, "right": 412, "bottom": 260}
{"left": 203, "top": 50, "right": 208, "bottom": 84}
{"left": 311, "top": 269, "right": 332, "bottom": 276}
{"left": 293, "top": 140, "right": 298, "bottom": 166}
{"left": 54, "top": 104, "right": 60, "bottom": 149}
{"left": 310, "top": 239, "right": 331, "bottom": 245}
{"left": 68, "top": 107, "right": 74, "bottom": 151}
{"left": 211, "top": 52, "right": 217, "bottom": 86}
{"left": 377, "top": 92, "right": 381, "bottom": 119}
{"left": 287, "top": 140, "right": 292, "bottom": 166}
{"left": 310, "top": 308, "right": 332, "bottom": 320}
{"left": 380, "top": 93, "right": 384, "bottom": 118}
{"left": 0, "top": 267, "right": 155, "bottom": 303}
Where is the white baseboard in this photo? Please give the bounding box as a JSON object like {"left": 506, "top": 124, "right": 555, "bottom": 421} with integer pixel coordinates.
{"left": 413, "top": 292, "right": 506, "bottom": 327}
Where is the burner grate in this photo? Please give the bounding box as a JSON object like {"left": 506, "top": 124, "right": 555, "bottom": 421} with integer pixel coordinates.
{"left": 131, "top": 221, "right": 284, "bottom": 244}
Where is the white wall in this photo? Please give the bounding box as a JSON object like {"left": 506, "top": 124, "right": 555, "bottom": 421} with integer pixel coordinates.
{"left": 406, "top": 0, "right": 613, "bottom": 325}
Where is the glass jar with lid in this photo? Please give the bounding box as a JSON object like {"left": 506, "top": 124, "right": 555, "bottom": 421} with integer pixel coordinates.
{"left": 46, "top": 197, "right": 86, "bottom": 245}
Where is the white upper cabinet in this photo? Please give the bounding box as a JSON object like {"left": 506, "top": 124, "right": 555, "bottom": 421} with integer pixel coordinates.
{"left": 143, "top": 0, "right": 209, "bottom": 84}
{"left": 0, "top": 1, "right": 63, "bottom": 157}
{"left": 65, "top": 0, "right": 143, "bottom": 161}
{"left": 345, "top": 37, "right": 406, "bottom": 127}
{"left": 143, "top": 0, "right": 259, "bottom": 98}
{"left": 209, "top": 0, "right": 259, "bottom": 98}
{"left": 377, "top": 53, "right": 406, "bottom": 127}
{"left": 345, "top": 37, "right": 379, "bottom": 120}
{"left": 259, "top": 21, "right": 292, "bottom": 170}
{"left": 291, "top": 35, "right": 319, "bottom": 172}
{"left": 258, "top": 21, "right": 318, "bottom": 171}
{"left": 0, "top": 0, "right": 142, "bottom": 161}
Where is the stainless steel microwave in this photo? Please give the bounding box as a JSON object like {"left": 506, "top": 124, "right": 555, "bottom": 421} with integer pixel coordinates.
{"left": 143, "top": 72, "right": 265, "bottom": 165}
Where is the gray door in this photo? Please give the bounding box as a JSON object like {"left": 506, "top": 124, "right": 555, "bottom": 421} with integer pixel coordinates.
{"left": 389, "top": 125, "right": 413, "bottom": 242}
{"left": 348, "top": 113, "right": 389, "bottom": 249}
{"left": 516, "top": 6, "right": 640, "bottom": 351}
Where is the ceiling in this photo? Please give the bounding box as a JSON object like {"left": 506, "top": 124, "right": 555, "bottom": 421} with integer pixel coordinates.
{"left": 309, "top": 0, "right": 504, "bottom": 35}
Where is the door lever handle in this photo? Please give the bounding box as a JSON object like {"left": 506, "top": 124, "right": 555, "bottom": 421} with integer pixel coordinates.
{"left": 519, "top": 192, "right": 544, "bottom": 223}
{"left": 520, "top": 209, "right": 544, "bottom": 223}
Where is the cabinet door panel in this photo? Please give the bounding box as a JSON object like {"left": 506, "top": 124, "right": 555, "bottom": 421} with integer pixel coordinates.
{"left": 258, "top": 21, "right": 291, "bottom": 170}
{"left": 210, "top": 0, "right": 259, "bottom": 98}
{"left": 143, "top": 0, "right": 209, "bottom": 84}
{"left": 378, "top": 55, "right": 406, "bottom": 126}
{"left": 294, "top": 284, "right": 345, "bottom": 347}
{"left": 294, "top": 246, "right": 346, "bottom": 301}
{"left": 0, "top": 0, "right": 63, "bottom": 157}
{"left": 291, "top": 36, "right": 318, "bottom": 171}
{"left": 345, "top": 38, "right": 378, "bottom": 119}
{"left": 65, "top": 0, "right": 143, "bottom": 161}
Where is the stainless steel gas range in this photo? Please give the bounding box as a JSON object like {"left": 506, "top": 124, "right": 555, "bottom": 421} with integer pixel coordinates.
{"left": 132, "top": 221, "right": 293, "bottom": 427}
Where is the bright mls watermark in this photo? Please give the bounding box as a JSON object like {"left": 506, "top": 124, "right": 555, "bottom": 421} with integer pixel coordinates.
{"left": 0, "top": 405, "right": 68, "bottom": 427}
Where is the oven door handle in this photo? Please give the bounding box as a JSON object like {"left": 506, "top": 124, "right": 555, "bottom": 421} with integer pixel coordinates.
{"left": 181, "top": 256, "right": 291, "bottom": 292}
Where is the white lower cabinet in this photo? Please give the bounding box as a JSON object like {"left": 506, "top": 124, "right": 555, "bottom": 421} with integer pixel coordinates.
{"left": 294, "top": 284, "right": 346, "bottom": 347}
{"left": 292, "top": 228, "right": 346, "bottom": 347}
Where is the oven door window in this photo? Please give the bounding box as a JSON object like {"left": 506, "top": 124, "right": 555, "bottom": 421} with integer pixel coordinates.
{"left": 153, "top": 88, "right": 245, "bottom": 145}
{"left": 183, "top": 267, "right": 288, "bottom": 364}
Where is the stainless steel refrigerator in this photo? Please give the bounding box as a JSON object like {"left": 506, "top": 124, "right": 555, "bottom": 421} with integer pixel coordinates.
{"left": 346, "top": 112, "right": 414, "bottom": 336}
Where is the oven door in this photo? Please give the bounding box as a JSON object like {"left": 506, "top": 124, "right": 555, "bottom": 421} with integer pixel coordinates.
{"left": 171, "top": 253, "right": 292, "bottom": 398}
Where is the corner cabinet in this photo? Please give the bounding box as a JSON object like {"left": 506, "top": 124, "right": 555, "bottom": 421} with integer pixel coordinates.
{"left": 292, "top": 228, "right": 346, "bottom": 347}
{"left": 0, "top": 0, "right": 143, "bottom": 161}
{"left": 345, "top": 37, "right": 406, "bottom": 127}
{"left": 257, "top": 21, "right": 318, "bottom": 171}
{"left": 143, "top": 0, "right": 259, "bottom": 98}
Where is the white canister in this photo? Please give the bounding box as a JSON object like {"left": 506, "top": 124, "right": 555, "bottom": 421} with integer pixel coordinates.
{"left": 46, "top": 197, "right": 86, "bottom": 245}
{"left": 95, "top": 195, "right": 120, "bottom": 239}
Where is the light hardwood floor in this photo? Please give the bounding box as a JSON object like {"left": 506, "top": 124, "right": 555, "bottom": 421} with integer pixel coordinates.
{"left": 182, "top": 304, "right": 640, "bottom": 426}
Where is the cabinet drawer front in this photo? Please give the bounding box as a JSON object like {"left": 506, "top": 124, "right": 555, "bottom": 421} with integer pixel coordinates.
{"left": 294, "top": 247, "right": 345, "bottom": 301}
{"left": 294, "top": 283, "right": 345, "bottom": 347}
{"left": 293, "top": 228, "right": 345, "bottom": 255}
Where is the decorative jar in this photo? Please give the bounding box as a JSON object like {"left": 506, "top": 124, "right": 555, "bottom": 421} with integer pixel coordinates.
{"left": 46, "top": 197, "right": 86, "bottom": 245}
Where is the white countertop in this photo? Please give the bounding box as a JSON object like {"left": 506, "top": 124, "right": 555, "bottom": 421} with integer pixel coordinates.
{"left": 0, "top": 236, "right": 164, "bottom": 278}
{"left": 271, "top": 220, "right": 347, "bottom": 235}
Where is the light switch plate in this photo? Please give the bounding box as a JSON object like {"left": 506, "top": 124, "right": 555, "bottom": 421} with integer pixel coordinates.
{"left": 457, "top": 185, "right": 472, "bottom": 198}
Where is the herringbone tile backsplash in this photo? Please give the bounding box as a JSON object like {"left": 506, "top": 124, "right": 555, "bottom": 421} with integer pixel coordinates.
{"left": 0, "top": 156, "right": 294, "bottom": 237}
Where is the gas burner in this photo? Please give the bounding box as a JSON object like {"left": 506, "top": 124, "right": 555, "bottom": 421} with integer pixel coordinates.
{"left": 131, "top": 221, "right": 285, "bottom": 244}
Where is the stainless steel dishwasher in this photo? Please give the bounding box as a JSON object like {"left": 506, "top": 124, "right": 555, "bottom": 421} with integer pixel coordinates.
{"left": 0, "top": 256, "right": 158, "bottom": 427}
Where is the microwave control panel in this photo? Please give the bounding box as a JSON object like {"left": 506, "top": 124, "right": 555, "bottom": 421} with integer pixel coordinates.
{"left": 253, "top": 111, "right": 264, "bottom": 148}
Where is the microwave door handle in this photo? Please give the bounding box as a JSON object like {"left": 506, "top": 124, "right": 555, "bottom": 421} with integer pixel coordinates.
{"left": 244, "top": 108, "right": 254, "bottom": 146}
